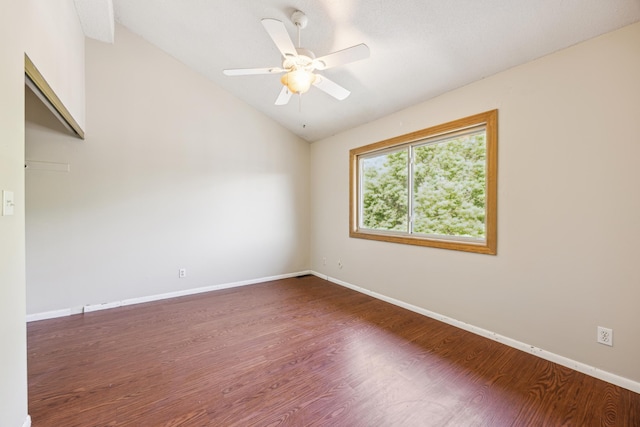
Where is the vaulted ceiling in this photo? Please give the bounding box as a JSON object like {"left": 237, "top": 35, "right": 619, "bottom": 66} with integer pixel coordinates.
{"left": 86, "top": 1, "right": 640, "bottom": 141}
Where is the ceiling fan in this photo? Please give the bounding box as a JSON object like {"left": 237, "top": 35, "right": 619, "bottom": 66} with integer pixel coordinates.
{"left": 223, "top": 10, "right": 370, "bottom": 106}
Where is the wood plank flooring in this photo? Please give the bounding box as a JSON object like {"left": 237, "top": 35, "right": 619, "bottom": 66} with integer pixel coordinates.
{"left": 28, "top": 276, "right": 640, "bottom": 426}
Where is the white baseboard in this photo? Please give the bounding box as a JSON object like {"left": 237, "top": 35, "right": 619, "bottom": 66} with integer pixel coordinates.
{"left": 27, "top": 269, "right": 639, "bottom": 394}
{"left": 310, "top": 271, "right": 640, "bottom": 395}
{"left": 28, "top": 270, "right": 312, "bottom": 320}
{"left": 26, "top": 308, "right": 72, "bottom": 322}
{"left": 22, "top": 415, "right": 31, "bottom": 427}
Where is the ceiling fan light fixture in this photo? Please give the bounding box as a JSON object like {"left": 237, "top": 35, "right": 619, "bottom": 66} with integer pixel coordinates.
{"left": 281, "top": 69, "right": 316, "bottom": 94}
{"left": 223, "top": 14, "right": 369, "bottom": 106}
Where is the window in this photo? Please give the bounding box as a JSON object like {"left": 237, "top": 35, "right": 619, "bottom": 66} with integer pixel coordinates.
{"left": 349, "top": 110, "right": 497, "bottom": 254}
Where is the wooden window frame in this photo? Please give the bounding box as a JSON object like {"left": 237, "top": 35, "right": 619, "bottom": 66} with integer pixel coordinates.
{"left": 349, "top": 110, "right": 497, "bottom": 255}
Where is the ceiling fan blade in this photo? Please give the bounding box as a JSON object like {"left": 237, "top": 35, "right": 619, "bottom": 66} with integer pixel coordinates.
{"left": 313, "top": 43, "right": 370, "bottom": 70}
{"left": 312, "top": 75, "right": 350, "bottom": 100}
{"left": 261, "top": 18, "right": 298, "bottom": 59}
{"left": 275, "top": 86, "right": 292, "bottom": 105}
{"left": 223, "top": 67, "right": 285, "bottom": 76}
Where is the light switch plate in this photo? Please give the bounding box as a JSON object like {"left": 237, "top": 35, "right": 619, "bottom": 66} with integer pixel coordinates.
{"left": 3, "top": 190, "right": 15, "bottom": 216}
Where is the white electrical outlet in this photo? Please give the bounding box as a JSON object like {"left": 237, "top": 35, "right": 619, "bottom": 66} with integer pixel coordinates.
{"left": 322, "top": 257, "right": 327, "bottom": 266}
{"left": 597, "top": 326, "right": 613, "bottom": 346}
{"left": 179, "top": 268, "right": 186, "bottom": 278}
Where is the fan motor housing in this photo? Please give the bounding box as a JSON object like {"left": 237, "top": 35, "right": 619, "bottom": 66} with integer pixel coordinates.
{"left": 283, "top": 48, "right": 316, "bottom": 71}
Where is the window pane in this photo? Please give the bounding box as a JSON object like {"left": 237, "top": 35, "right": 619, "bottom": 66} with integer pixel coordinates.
{"left": 349, "top": 110, "right": 497, "bottom": 254}
{"left": 413, "top": 132, "right": 486, "bottom": 240}
{"left": 360, "top": 149, "right": 409, "bottom": 232}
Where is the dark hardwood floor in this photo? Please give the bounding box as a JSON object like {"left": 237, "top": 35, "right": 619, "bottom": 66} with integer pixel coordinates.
{"left": 28, "top": 276, "right": 639, "bottom": 426}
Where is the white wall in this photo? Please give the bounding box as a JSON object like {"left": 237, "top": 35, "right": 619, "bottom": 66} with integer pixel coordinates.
{"left": 0, "top": 0, "right": 28, "bottom": 424}
{"left": 310, "top": 22, "right": 640, "bottom": 384}
{"left": 26, "top": 25, "right": 310, "bottom": 314}
{"left": 24, "top": 0, "right": 86, "bottom": 129}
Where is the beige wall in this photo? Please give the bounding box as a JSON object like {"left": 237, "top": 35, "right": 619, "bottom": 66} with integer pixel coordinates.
{"left": 24, "top": 0, "right": 86, "bottom": 129}
{"left": 25, "top": 25, "right": 310, "bottom": 314}
{"left": 0, "top": 0, "right": 28, "bottom": 423}
{"left": 310, "top": 22, "right": 640, "bottom": 383}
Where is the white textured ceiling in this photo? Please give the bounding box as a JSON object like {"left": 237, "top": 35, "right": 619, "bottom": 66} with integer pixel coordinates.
{"left": 109, "top": 0, "right": 640, "bottom": 142}
{"left": 74, "top": 0, "right": 114, "bottom": 43}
